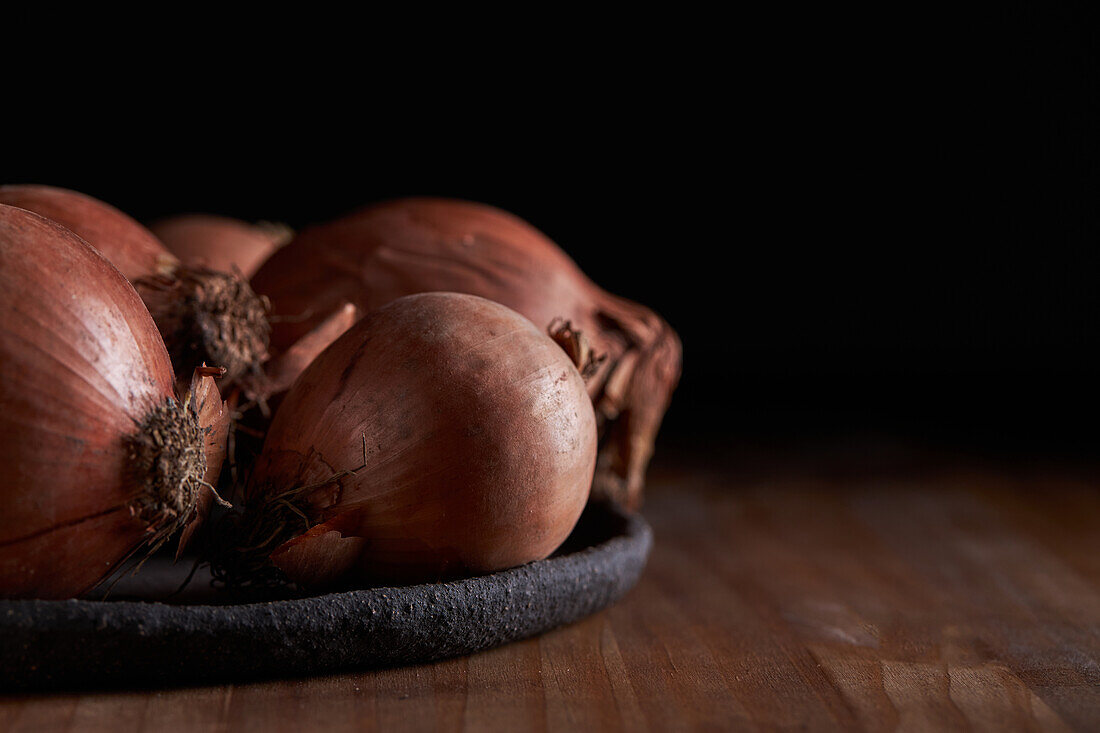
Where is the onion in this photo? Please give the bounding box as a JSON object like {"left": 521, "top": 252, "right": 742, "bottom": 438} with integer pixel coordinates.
{"left": 0, "top": 185, "right": 270, "bottom": 384}
{"left": 0, "top": 204, "right": 229, "bottom": 599}
{"left": 223, "top": 292, "right": 596, "bottom": 588}
{"left": 150, "top": 214, "right": 292, "bottom": 278}
{"left": 250, "top": 198, "right": 680, "bottom": 509}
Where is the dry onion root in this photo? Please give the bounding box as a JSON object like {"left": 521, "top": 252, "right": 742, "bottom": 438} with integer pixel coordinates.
{"left": 150, "top": 214, "right": 292, "bottom": 279}
{"left": 0, "top": 205, "right": 229, "bottom": 599}
{"left": 215, "top": 293, "right": 596, "bottom": 590}
{"left": 251, "top": 198, "right": 681, "bottom": 509}
{"left": 0, "top": 185, "right": 271, "bottom": 385}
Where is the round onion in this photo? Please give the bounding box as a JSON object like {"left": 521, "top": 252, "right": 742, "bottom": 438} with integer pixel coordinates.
{"left": 150, "top": 214, "right": 291, "bottom": 278}
{"left": 0, "top": 185, "right": 270, "bottom": 384}
{"left": 0, "top": 204, "right": 228, "bottom": 599}
{"left": 250, "top": 198, "right": 680, "bottom": 509}
{"left": 226, "top": 292, "right": 596, "bottom": 588}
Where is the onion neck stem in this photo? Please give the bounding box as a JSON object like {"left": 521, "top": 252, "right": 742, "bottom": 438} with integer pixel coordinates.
{"left": 136, "top": 268, "right": 271, "bottom": 383}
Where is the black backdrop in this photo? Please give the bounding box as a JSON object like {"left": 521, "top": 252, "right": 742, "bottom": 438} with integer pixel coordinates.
{"left": 5, "top": 4, "right": 1097, "bottom": 457}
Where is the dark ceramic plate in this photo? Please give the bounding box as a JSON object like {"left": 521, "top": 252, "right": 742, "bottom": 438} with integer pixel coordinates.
{"left": 0, "top": 502, "right": 651, "bottom": 691}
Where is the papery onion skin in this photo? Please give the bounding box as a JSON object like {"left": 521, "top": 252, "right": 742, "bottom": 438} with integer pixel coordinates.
{"left": 177, "top": 365, "right": 230, "bottom": 555}
{"left": 0, "top": 205, "right": 228, "bottom": 599}
{"left": 250, "top": 198, "right": 681, "bottom": 509}
{"left": 150, "top": 214, "right": 291, "bottom": 278}
{"left": 244, "top": 292, "right": 597, "bottom": 587}
{"left": 0, "top": 185, "right": 270, "bottom": 384}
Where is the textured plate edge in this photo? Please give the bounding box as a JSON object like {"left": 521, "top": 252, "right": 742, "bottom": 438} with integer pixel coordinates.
{"left": 0, "top": 504, "right": 652, "bottom": 691}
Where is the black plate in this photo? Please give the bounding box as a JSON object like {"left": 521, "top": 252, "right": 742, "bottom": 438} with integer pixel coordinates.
{"left": 0, "top": 502, "right": 651, "bottom": 691}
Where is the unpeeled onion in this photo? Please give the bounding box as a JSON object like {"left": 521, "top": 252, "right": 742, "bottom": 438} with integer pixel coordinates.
{"left": 250, "top": 198, "right": 680, "bottom": 509}
{"left": 0, "top": 204, "right": 228, "bottom": 599}
{"left": 227, "top": 293, "right": 596, "bottom": 588}
{"left": 0, "top": 185, "right": 270, "bottom": 384}
{"left": 150, "top": 214, "right": 292, "bottom": 278}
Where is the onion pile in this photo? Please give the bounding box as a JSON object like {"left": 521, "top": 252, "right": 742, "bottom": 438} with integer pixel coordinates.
{"left": 221, "top": 293, "right": 597, "bottom": 589}
{"left": 0, "top": 187, "right": 677, "bottom": 600}
{"left": 150, "top": 214, "right": 292, "bottom": 279}
{"left": 0, "top": 204, "right": 228, "bottom": 599}
{"left": 251, "top": 198, "right": 681, "bottom": 509}
{"left": 0, "top": 185, "right": 271, "bottom": 384}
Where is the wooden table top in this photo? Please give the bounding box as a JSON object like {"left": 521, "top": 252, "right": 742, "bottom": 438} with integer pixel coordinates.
{"left": 3, "top": 438, "right": 1100, "bottom": 731}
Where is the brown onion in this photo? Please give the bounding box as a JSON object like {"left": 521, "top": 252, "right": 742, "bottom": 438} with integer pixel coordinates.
{"left": 225, "top": 293, "right": 596, "bottom": 588}
{"left": 0, "top": 185, "right": 270, "bottom": 384}
{"left": 0, "top": 204, "right": 229, "bottom": 599}
{"left": 250, "top": 198, "right": 680, "bottom": 509}
{"left": 149, "top": 214, "right": 292, "bottom": 278}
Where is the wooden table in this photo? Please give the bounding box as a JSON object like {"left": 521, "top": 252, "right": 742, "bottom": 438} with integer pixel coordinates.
{"left": 3, "top": 438, "right": 1100, "bottom": 731}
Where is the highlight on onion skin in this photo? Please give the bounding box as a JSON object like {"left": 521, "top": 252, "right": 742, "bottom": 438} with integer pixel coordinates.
{"left": 250, "top": 198, "right": 680, "bottom": 509}
{"left": 0, "top": 205, "right": 229, "bottom": 599}
{"left": 149, "top": 214, "right": 292, "bottom": 279}
{"left": 229, "top": 292, "right": 597, "bottom": 589}
{"left": 0, "top": 185, "right": 270, "bottom": 385}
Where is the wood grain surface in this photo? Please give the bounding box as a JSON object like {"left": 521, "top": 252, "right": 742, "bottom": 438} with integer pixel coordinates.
{"left": 3, "top": 439, "right": 1100, "bottom": 731}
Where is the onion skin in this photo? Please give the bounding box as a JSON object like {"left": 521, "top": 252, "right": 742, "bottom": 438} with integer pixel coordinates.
{"left": 150, "top": 214, "right": 291, "bottom": 278}
{"left": 243, "top": 293, "right": 596, "bottom": 587}
{"left": 177, "top": 366, "right": 230, "bottom": 555}
{"left": 0, "top": 185, "right": 175, "bottom": 281}
{"left": 0, "top": 185, "right": 270, "bottom": 384}
{"left": 0, "top": 205, "right": 228, "bottom": 599}
{"left": 250, "top": 198, "right": 680, "bottom": 509}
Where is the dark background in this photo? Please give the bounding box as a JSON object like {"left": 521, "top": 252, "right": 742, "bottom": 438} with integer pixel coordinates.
{"left": 5, "top": 4, "right": 1097, "bottom": 458}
